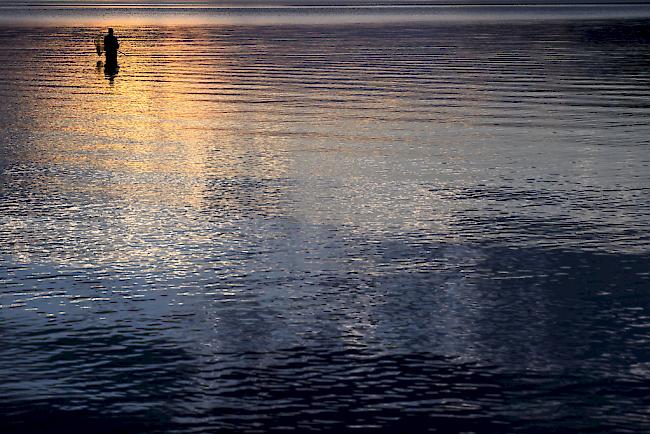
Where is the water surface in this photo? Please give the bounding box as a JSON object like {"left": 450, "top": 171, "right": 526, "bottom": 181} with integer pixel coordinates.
{"left": 1, "top": 10, "right": 650, "bottom": 433}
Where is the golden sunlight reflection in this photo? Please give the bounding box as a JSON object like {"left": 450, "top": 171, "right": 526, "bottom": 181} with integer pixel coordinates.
{"left": 29, "top": 28, "right": 288, "bottom": 209}
{"left": 0, "top": 27, "right": 293, "bottom": 267}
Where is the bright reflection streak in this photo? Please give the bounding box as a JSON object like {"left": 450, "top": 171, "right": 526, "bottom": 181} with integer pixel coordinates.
{"left": 1, "top": 4, "right": 650, "bottom": 27}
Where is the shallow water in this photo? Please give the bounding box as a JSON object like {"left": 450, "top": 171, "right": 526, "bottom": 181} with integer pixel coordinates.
{"left": 1, "top": 12, "right": 650, "bottom": 433}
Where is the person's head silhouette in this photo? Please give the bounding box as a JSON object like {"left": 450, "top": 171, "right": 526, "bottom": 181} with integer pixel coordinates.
{"left": 108, "top": 28, "right": 114, "bottom": 36}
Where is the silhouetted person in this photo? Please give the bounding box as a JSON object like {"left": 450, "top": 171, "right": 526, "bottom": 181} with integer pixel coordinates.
{"left": 104, "top": 28, "right": 119, "bottom": 68}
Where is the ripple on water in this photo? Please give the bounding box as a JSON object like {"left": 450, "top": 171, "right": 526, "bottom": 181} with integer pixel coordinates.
{"left": 1, "top": 18, "right": 650, "bottom": 433}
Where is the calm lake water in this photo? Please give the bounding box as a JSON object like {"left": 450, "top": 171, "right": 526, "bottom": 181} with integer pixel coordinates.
{"left": 1, "top": 6, "right": 650, "bottom": 433}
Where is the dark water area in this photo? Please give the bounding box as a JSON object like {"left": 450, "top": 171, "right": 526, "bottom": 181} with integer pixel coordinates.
{"left": 1, "top": 14, "right": 650, "bottom": 433}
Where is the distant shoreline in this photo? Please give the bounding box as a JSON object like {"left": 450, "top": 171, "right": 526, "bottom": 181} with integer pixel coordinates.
{"left": 2, "top": 1, "right": 650, "bottom": 7}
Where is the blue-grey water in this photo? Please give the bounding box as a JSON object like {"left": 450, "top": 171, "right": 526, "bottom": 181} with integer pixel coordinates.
{"left": 1, "top": 6, "right": 650, "bottom": 433}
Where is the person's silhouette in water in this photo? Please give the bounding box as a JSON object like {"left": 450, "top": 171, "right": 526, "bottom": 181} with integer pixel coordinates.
{"left": 104, "top": 28, "right": 119, "bottom": 68}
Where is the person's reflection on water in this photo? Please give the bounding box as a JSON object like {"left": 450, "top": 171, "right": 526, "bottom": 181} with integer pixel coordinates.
{"left": 104, "top": 60, "right": 119, "bottom": 82}
{"left": 96, "top": 60, "right": 118, "bottom": 84}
